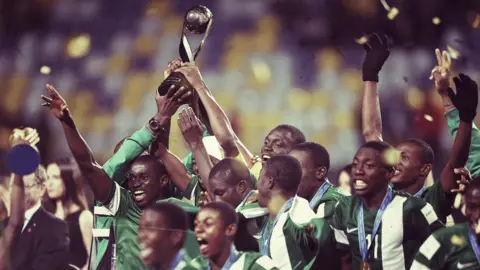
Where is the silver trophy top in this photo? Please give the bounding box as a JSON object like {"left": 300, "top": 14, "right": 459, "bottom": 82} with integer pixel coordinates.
{"left": 184, "top": 5, "right": 213, "bottom": 34}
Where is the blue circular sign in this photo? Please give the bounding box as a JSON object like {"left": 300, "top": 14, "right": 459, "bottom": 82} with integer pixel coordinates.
{"left": 8, "top": 144, "right": 40, "bottom": 176}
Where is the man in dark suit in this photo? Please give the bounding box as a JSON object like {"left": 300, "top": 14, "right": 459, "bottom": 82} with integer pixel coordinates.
{"left": 9, "top": 165, "right": 70, "bottom": 270}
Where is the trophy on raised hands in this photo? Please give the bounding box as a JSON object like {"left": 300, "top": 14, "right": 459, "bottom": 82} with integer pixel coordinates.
{"left": 157, "top": 5, "right": 213, "bottom": 97}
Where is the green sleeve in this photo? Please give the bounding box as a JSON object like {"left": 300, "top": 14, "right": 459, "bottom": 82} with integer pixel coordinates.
{"left": 411, "top": 232, "right": 447, "bottom": 269}
{"left": 445, "top": 109, "right": 480, "bottom": 177}
{"left": 421, "top": 180, "right": 450, "bottom": 224}
{"left": 183, "top": 176, "right": 200, "bottom": 200}
{"left": 102, "top": 126, "right": 154, "bottom": 183}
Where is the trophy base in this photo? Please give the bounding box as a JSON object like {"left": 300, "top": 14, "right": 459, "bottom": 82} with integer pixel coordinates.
{"left": 157, "top": 72, "right": 194, "bottom": 97}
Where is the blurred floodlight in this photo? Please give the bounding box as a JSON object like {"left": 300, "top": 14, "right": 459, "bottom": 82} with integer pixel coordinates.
{"left": 40, "top": 66, "right": 51, "bottom": 75}
{"left": 67, "top": 34, "right": 91, "bottom": 58}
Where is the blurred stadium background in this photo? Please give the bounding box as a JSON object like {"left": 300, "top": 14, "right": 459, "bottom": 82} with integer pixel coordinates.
{"left": 0, "top": 0, "right": 479, "bottom": 183}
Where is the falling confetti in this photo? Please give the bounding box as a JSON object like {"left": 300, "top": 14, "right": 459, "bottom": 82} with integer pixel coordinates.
{"left": 66, "top": 34, "right": 91, "bottom": 59}
{"left": 382, "top": 148, "right": 399, "bottom": 166}
{"left": 450, "top": 235, "right": 465, "bottom": 246}
{"left": 355, "top": 36, "right": 368, "bottom": 45}
{"left": 447, "top": 46, "right": 460, "bottom": 60}
{"left": 454, "top": 193, "right": 463, "bottom": 209}
{"left": 476, "top": 219, "right": 480, "bottom": 234}
{"left": 424, "top": 114, "right": 433, "bottom": 122}
{"left": 40, "top": 66, "right": 51, "bottom": 75}
{"left": 387, "top": 8, "right": 399, "bottom": 20}
{"left": 268, "top": 195, "right": 287, "bottom": 215}
{"left": 432, "top": 17, "right": 441, "bottom": 25}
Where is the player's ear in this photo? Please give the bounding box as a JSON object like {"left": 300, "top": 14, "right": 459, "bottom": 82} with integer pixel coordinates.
{"left": 420, "top": 164, "right": 432, "bottom": 177}
{"left": 171, "top": 231, "right": 184, "bottom": 248}
{"left": 237, "top": 180, "right": 247, "bottom": 194}
{"left": 225, "top": 223, "right": 237, "bottom": 237}
{"left": 159, "top": 174, "right": 169, "bottom": 188}
{"left": 315, "top": 166, "right": 327, "bottom": 180}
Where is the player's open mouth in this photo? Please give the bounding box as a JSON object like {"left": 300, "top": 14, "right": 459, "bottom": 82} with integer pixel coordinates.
{"left": 140, "top": 247, "right": 153, "bottom": 261}
{"left": 354, "top": 180, "right": 368, "bottom": 190}
{"left": 134, "top": 190, "right": 146, "bottom": 201}
{"left": 262, "top": 155, "right": 271, "bottom": 163}
{"left": 197, "top": 237, "right": 209, "bottom": 254}
{"left": 394, "top": 169, "right": 401, "bottom": 176}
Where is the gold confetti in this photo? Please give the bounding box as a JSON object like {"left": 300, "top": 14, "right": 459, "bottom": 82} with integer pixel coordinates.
{"left": 476, "top": 219, "right": 480, "bottom": 234}
{"left": 424, "top": 114, "right": 433, "bottom": 122}
{"left": 251, "top": 59, "right": 271, "bottom": 85}
{"left": 432, "top": 17, "right": 441, "bottom": 25}
{"left": 447, "top": 46, "right": 460, "bottom": 60}
{"left": 450, "top": 235, "right": 465, "bottom": 246}
{"left": 40, "top": 66, "right": 51, "bottom": 75}
{"left": 66, "top": 34, "right": 91, "bottom": 59}
{"left": 268, "top": 195, "right": 286, "bottom": 215}
{"left": 382, "top": 148, "right": 399, "bottom": 166}
{"left": 387, "top": 7, "right": 399, "bottom": 20}
{"left": 454, "top": 193, "right": 463, "bottom": 209}
{"left": 355, "top": 36, "right": 368, "bottom": 45}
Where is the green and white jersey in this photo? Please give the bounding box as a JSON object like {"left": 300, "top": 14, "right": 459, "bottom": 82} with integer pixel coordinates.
{"left": 419, "top": 179, "right": 452, "bottom": 225}
{"left": 236, "top": 191, "right": 269, "bottom": 241}
{"left": 104, "top": 182, "right": 201, "bottom": 270}
{"left": 411, "top": 223, "right": 480, "bottom": 270}
{"left": 188, "top": 251, "right": 278, "bottom": 270}
{"left": 261, "top": 196, "right": 336, "bottom": 270}
{"left": 310, "top": 184, "right": 349, "bottom": 221}
{"left": 331, "top": 191, "right": 444, "bottom": 270}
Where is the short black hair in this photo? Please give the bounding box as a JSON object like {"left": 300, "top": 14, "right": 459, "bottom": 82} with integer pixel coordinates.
{"left": 208, "top": 158, "right": 251, "bottom": 187}
{"left": 264, "top": 155, "right": 302, "bottom": 193}
{"left": 273, "top": 124, "right": 306, "bottom": 145}
{"left": 202, "top": 202, "right": 239, "bottom": 227}
{"left": 402, "top": 138, "right": 435, "bottom": 165}
{"left": 131, "top": 155, "right": 167, "bottom": 177}
{"left": 291, "top": 142, "right": 330, "bottom": 171}
{"left": 148, "top": 202, "right": 189, "bottom": 243}
{"left": 359, "top": 141, "right": 395, "bottom": 169}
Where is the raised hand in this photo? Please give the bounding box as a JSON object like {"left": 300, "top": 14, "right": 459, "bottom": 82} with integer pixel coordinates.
{"left": 362, "top": 33, "right": 391, "bottom": 82}
{"left": 163, "top": 59, "right": 182, "bottom": 79}
{"left": 177, "top": 107, "right": 203, "bottom": 148}
{"left": 9, "top": 127, "right": 40, "bottom": 147}
{"left": 155, "top": 84, "right": 192, "bottom": 122}
{"left": 448, "top": 73, "right": 478, "bottom": 122}
{"left": 429, "top": 48, "right": 452, "bottom": 95}
{"left": 198, "top": 191, "right": 212, "bottom": 207}
{"left": 174, "top": 63, "right": 205, "bottom": 90}
{"left": 41, "top": 84, "right": 70, "bottom": 121}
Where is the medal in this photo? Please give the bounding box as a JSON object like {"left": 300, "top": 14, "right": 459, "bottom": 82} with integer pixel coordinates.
{"left": 309, "top": 180, "right": 331, "bottom": 209}
{"left": 360, "top": 261, "right": 370, "bottom": 270}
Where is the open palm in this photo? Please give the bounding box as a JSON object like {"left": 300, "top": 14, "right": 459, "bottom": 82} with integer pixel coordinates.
{"left": 41, "top": 84, "right": 70, "bottom": 121}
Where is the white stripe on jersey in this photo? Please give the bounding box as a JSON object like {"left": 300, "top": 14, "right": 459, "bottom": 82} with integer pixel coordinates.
{"left": 231, "top": 254, "right": 246, "bottom": 270}
{"left": 105, "top": 182, "right": 121, "bottom": 216}
{"left": 94, "top": 206, "right": 114, "bottom": 216}
{"left": 381, "top": 195, "right": 407, "bottom": 269}
{"left": 173, "top": 261, "right": 187, "bottom": 270}
{"left": 256, "top": 256, "right": 277, "bottom": 269}
{"left": 418, "top": 235, "right": 441, "bottom": 260}
{"left": 332, "top": 227, "right": 349, "bottom": 245}
{"left": 316, "top": 203, "right": 326, "bottom": 218}
{"left": 410, "top": 260, "right": 431, "bottom": 270}
{"left": 92, "top": 228, "right": 110, "bottom": 238}
{"left": 271, "top": 213, "right": 292, "bottom": 270}
{"left": 421, "top": 204, "right": 438, "bottom": 225}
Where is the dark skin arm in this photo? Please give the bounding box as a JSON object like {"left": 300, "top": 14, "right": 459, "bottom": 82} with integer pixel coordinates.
{"left": 151, "top": 140, "right": 191, "bottom": 192}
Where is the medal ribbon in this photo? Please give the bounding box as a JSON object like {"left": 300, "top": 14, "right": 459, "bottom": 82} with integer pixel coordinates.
{"left": 171, "top": 249, "right": 185, "bottom": 270}
{"left": 413, "top": 187, "right": 425, "bottom": 198}
{"left": 207, "top": 245, "right": 239, "bottom": 270}
{"left": 469, "top": 228, "right": 480, "bottom": 265}
{"left": 358, "top": 188, "right": 393, "bottom": 262}
{"left": 309, "top": 180, "right": 331, "bottom": 209}
{"left": 260, "top": 197, "right": 295, "bottom": 256}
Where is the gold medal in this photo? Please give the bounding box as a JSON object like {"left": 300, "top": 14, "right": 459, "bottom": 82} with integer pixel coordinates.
{"left": 360, "top": 261, "right": 370, "bottom": 270}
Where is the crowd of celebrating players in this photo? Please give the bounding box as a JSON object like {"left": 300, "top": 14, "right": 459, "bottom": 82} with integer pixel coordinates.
{"left": 1, "top": 32, "right": 480, "bottom": 270}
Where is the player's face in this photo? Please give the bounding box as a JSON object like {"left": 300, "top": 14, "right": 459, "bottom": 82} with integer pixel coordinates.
{"left": 261, "top": 129, "right": 296, "bottom": 165}
{"left": 127, "top": 161, "right": 164, "bottom": 208}
{"left": 138, "top": 210, "right": 180, "bottom": 266}
{"left": 351, "top": 147, "right": 392, "bottom": 197}
{"left": 289, "top": 150, "right": 319, "bottom": 200}
{"left": 194, "top": 208, "right": 230, "bottom": 259}
{"left": 257, "top": 167, "right": 271, "bottom": 208}
{"left": 464, "top": 187, "right": 480, "bottom": 232}
{"left": 208, "top": 177, "right": 244, "bottom": 208}
{"left": 392, "top": 143, "right": 425, "bottom": 185}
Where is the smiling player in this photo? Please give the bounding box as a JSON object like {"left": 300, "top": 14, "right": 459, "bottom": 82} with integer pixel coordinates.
{"left": 189, "top": 202, "right": 277, "bottom": 270}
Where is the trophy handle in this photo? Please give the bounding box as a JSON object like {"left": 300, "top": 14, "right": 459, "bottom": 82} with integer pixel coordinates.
{"left": 179, "top": 16, "right": 213, "bottom": 63}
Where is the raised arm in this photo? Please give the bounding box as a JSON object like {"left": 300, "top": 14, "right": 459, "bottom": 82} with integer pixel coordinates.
{"left": 176, "top": 63, "right": 240, "bottom": 157}
{"left": 361, "top": 33, "right": 391, "bottom": 142}
{"left": 2, "top": 174, "right": 25, "bottom": 250}
{"left": 440, "top": 74, "right": 478, "bottom": 193}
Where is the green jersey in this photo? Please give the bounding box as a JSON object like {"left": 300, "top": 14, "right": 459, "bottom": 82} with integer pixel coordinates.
{"left": 419, "top": 179, "right": 452, "bottom": 225}
{"left": 236, "top": 191, "right": 269, "bottom": 241}
{"left": 310, "top": 183, "right": 348, "bottom": 221}
{"left": 331, "top": 191, "right": 444, "bottom": 270}
{"left": 261, "top": 196, "right": 336, "bottom": 270}
{"left": 104, "top": 182, "right": 200, "bottom": 270}
{"left": 188, "top": 251, "right": 278, "bottom": 270}
{"left": 411, "top": 223, "right": 480, "bottom": 270}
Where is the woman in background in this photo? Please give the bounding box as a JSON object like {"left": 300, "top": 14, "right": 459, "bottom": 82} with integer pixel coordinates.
{"left": 45, "top": 160, "right": 93, "bottom": 270}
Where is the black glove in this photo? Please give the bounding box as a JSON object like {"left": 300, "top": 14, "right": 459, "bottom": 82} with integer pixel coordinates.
{"left": 362, "top": 33, "right": 390, "bottom": 82}
{"left": 448, "top": 73, "right": 479, "bottom": 122}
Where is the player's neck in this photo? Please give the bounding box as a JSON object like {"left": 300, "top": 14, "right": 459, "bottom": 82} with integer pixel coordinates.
{"left": 269, "top": 191, "right": 295, "bottom": 218}
{"left": 307, "top": 179, "right": 325, "bottom": 201}
{"left": 394, "top": 179, "right": 425, "bottom": 196}
{"left": 154, "top": 248, "right": 177, "bottom": 270}
{"left": 361, "top": 186, "right": 388, "bottom": 210}
{"left": 210, "top": 243, "right": 234, "bottom": 270}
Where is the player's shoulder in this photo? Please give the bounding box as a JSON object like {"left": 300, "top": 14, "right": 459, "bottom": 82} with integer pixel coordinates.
{"left": 241, "top": 252, "right": 278, "bottom": 270}
{"left": 188, "top": 255, "right": 209, "bottom": 269}
{"left": 431, "top": 223, "right": 470, "bottom": 244}
{"left": 393, "top": 190, "right": 428, "bottom": 209}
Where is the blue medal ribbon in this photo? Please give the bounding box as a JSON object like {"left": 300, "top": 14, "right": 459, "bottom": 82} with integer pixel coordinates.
{"left": 309, "top": 181, "right": 331, "bottom": 209}
{"left": 468, "top": 228, "right": 480, "bottom": 265}
{"left": 208, "top": 245, "right": 239, "bottom": 270}
{"left": 357, "top": 188, "right": 393, "bottom": 262}
{"left": 170, "top": 249, "right": 185, "bottom": 270}
{"left": 260, "top": 197, "right": 295, "bottom": 256}
{"left": 413, "top": 187, "right": 425, "bottom": 198}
